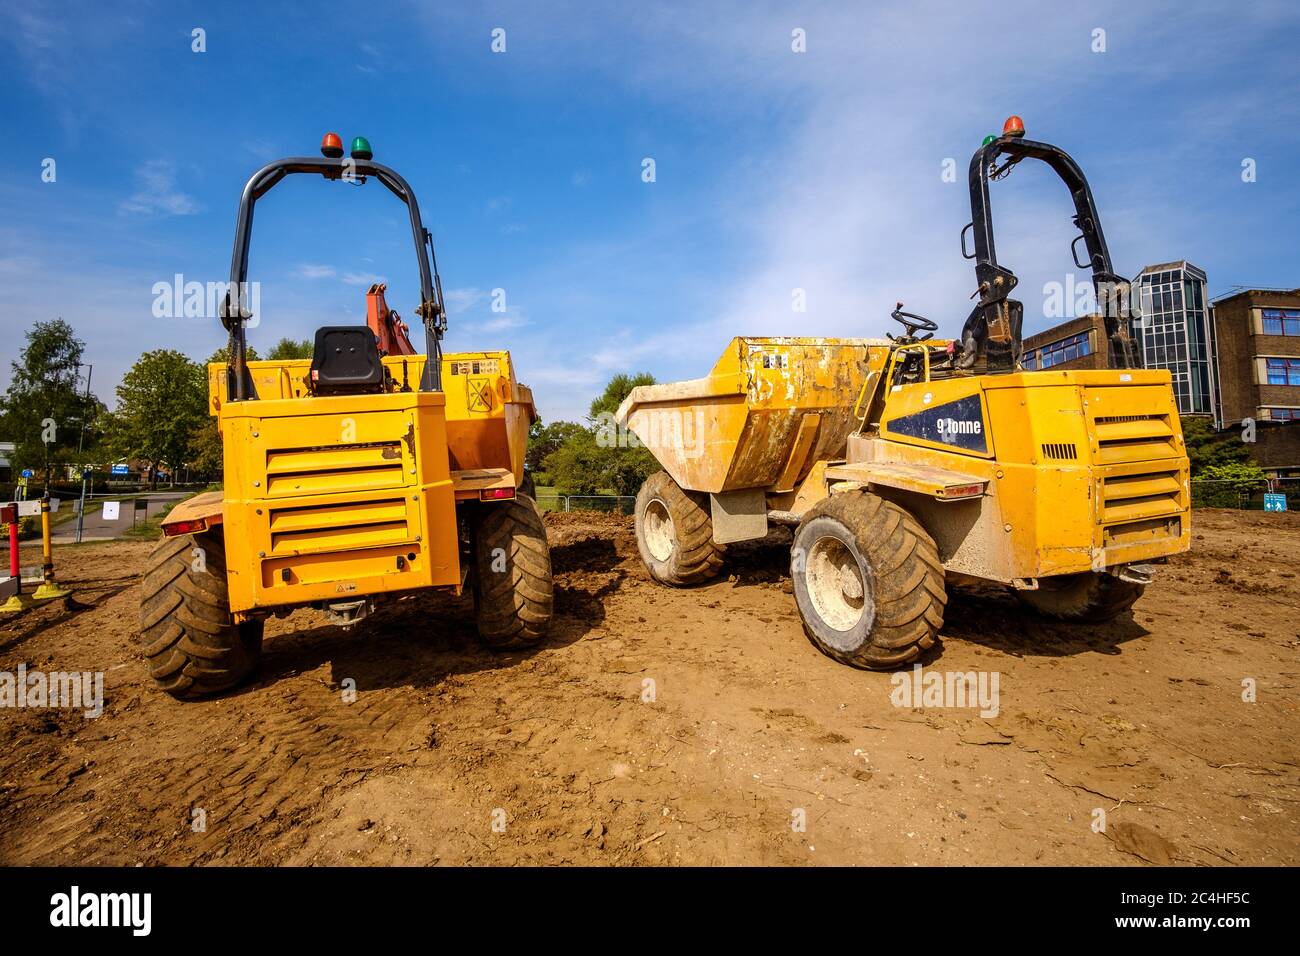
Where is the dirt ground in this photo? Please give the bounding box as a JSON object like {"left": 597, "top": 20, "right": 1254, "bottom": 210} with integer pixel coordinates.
{"left": 1, "top": 508, "right": 1296, "bottom": 866}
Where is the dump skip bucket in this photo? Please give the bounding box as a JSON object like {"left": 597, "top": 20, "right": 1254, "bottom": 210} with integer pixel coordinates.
{"left": 616, "top": 336, "right": 887, "bottom": 495}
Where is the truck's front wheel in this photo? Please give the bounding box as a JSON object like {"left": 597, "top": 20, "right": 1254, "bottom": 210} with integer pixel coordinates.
{"left": 792, "top": 492, "right": 946, "bottom": 669}
{"left": 139, "top": 530, "right": 263, "bottom": 699}
{"left": 634, "top": 471, "right": 725, "bottom": 586}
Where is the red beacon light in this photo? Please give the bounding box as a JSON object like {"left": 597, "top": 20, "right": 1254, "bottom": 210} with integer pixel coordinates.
{"left": 1002, "top": 115, "right": 1025, "bottom": 138}
{"left": 321, "top": 131, "right": 344, "bottom": 158}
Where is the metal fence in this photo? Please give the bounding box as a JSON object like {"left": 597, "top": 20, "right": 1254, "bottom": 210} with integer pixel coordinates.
{"left": 535, "top": 494, "right": 636, "bottom": 515}
{"left": 1190, "top": 478, "right": 1299, "bottom": 510}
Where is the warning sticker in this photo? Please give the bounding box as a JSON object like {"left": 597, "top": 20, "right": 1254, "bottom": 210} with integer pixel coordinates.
{"left": 451, "top": 359, "right": 500, "bottom": 377}
{"left": 467, "top": 378, "right": 494, "bottom": 412}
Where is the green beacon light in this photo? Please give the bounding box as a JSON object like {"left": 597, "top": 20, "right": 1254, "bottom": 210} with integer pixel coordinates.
{"left": 982, "top": 134, "right": 998, "bottom": 147}
{"left": 350, "top": 136, "right": 373, "bottom": 161}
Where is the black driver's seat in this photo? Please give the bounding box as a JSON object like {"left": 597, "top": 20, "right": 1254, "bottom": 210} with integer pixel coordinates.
{"left": 309, "top": 326, "right": 385, "bottom": 395}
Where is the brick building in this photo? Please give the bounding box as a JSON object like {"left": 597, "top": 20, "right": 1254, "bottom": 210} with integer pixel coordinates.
{"left": 1211, "top": 287, "right": 1300, "bottom": 478}
{"left": 1211, "top": 287, "right": 1300, "bottom": 426}
{"left": 1022, "top": 314, "right": 1110, "bottom": 371}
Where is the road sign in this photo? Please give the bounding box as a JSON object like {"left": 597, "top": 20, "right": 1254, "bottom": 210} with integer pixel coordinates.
{"left": 20, "top": 469, "right": 33, "bottom": 478}
{"left": 111, "top": 464, "right": 129, "bottom": 476}
{"left": 1264, "top": 493, "right": 1287, "bottom": 512}
{"left": 102, "top": 501, "right": 120, "bottom": 521}
{"left": 134, "top": 498, "right": 148, "bottom": 511}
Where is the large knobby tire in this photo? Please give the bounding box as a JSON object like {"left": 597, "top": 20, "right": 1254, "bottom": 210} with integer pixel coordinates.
{"left": 634, "top": 471, "right": 725, "bottom": 586}
{"left": 792, "top": 492, "right": 946, "bottom": 669}
{"left": 474, "top": 497, "right": 554, "bottom": 649}
{"left": 139, "top": 530, "right": 263, "bottom": 699}
{"left": 1016, "top": 572, "right": 1144, "bottom": 623}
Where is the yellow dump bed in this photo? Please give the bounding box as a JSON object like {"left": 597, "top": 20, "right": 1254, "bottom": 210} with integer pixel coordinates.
{"left": 616, "top": 336, "right": 886, "bottom": 495}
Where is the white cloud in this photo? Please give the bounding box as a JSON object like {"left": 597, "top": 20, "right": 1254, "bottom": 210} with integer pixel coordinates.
{"left": 118, "top": 159, "right": 200, "bottom": 217}
{"left": 341, "top": 271, "right": 386, "bottom": 287}
{"left": 443, "top": 287, "right": 487, "bottom": 314}
{"left": 295, "top": 263, "right": 337, "bottom": 279}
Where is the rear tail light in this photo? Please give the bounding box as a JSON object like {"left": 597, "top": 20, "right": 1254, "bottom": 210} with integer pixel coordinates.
{"left": 480, "top": 487, "right": 516, "bottom": 501}
{"left": 939, "top": 483, "right": 984, "bottom": 500}
{"left": 162, "top": 518, "right": 209, "bottom": 536}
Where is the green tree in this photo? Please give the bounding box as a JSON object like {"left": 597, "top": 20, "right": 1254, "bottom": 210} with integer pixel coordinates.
{"left": 265, "top": 337, "right": 313, "bottom": 360}
{"left": 104, "top": 350, "right": 208, "bottom": 488}
{"left": 0, "top": 319, "right": 90, "bottom": 489}
{"left": 589, "top": 372, "right": 655, "bottom": 419}
{"left": 187, "top": 418, "right": 224, "bottom": 480}
{"left": 1181, "top": 415, "right": 1250, "bottom": 474}
{"left": 527, "top": 419, "right": 586, "bottom": 473}
{"left": 541, "top": 372, "right": 660, "bottom": 497}
{"left": 204, "top": 345, "right": 259, "bottom": 365}
{"left": 1195, "top": 461, "right": 1268, "bottom": 508}
{"left": 541, "top": 429, "right": 605, "bottom": 495}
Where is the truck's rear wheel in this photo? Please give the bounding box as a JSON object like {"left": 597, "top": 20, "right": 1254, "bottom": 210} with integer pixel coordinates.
{"left": 634, "top": 471, "right": 725, "bottom": 586}
{"left": 792, "top": 492, "right": 946, "bottom": 669}
{"left": 1016, "top": 572, "right": 1143, "bottom": 622}
{"left": 139, "top": 531, "right": 263, "bottom": 699}
{"left": 474, "top": 497, "right": 554, "bottom": 649}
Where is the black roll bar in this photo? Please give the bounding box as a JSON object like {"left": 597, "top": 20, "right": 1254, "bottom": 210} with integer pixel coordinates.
{"left": 220, "top": 156, "right": 446, "bottom": 400}
{"left": 963, "top": 136, "right": 1141, "bottom": 370}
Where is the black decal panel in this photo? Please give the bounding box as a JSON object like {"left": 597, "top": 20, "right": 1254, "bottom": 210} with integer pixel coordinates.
{"left": 886, "top": 394, "right": 988, "bottom": 453}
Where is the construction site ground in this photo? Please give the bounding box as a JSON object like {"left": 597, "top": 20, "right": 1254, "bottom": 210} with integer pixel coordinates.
{"left": 1, "top": 508, "right": 1296, "bottom": 866}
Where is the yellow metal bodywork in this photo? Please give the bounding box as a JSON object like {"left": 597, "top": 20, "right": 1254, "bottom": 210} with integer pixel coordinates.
{"left": 191, "top": 351, "right": 535, "bottom": 618}
{"left": 616, "top": 337, "right": 888, "bottom": 494}
{"left": 622, "top": 337, "right": 1191, "bottom": 585}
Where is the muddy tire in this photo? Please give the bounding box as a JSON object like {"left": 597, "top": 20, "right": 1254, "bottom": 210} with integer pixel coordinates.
{"left": 791, "top": 492, "right": 946, "bottom": 669}
{"left": 634, "top": 471, "right": 725, "bottom": 586}
{"left": 1016, "top": 572, "right": 1144, "bottom": 622}
{"left": 139, "top": 531, "right": 263, "bottom": 700}
{"left": 473, "top": 497, "right": 554, "bottom": 649}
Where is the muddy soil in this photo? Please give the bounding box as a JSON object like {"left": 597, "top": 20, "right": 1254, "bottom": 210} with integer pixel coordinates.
{"left": 1, "top": 509, "right": 1296, "bottom": 866}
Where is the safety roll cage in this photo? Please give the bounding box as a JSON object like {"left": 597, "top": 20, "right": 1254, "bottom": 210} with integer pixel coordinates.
{"left": 219, "top": 156, "right": 447, "bottom": 400}
{"left": 961, "top": 136, "right": 1141, "bottom": 370}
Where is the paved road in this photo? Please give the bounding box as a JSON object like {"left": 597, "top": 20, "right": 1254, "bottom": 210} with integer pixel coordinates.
{"left": 51, "top": 491, "right": 192, "bottom": 543}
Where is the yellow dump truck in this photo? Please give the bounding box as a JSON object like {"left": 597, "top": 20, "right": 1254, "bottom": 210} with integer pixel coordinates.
{"left": 140, "top": 137, "right": 551, "bottom": 699}
{"left": 618, "top": 119, "right": 1191, "bottom": 670}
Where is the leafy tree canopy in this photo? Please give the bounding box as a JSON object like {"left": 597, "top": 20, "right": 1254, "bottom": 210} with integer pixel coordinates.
{"left": 0, "top": 319, "right": 91, "bottom": 484}
{"left": 103, "top": 349, "right": 208, "bottom": 486}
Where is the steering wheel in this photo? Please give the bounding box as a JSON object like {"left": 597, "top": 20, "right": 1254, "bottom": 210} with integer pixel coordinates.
{"left": 889, "top": 302, "right": 939, "bottom": 341}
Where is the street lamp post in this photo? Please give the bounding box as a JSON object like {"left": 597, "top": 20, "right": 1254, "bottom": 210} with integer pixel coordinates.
{"left": 74, "top": 364, "right": 93, "bottom": 544}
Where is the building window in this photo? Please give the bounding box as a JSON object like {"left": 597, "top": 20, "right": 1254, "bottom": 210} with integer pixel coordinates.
{"left": 1029, "top": 330, "right": 1091, "bottom": 370}
{"left": 1262, "top": 309, "right": 1300, "bottom": 336}
{"left": 1264, "top": 407, "right": 1300, "bottom": 421}
{"left": 1266, "top": 357, "right": 1300, "bottom": 386}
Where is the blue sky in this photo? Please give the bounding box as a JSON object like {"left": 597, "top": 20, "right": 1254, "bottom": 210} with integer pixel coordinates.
{"left": 2, "top": 0, "right": 1298, "bottom": 422}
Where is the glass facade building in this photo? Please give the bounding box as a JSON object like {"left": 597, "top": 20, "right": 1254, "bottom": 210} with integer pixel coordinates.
{"left": 1133, "top": 261, "right": 1218, "bottom": 418}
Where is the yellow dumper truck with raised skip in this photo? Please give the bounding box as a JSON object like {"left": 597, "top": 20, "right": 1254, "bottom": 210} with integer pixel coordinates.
{"left": 139, "top": 135, "right": 551, "bottom": 699}
{"left": 618, "top": 118, "right": 1191, "bottom": 669}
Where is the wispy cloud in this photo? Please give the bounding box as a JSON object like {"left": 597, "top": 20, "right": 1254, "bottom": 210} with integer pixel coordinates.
{"left": 443, "top": 287, "right": 487, "bottom": 314}
{"left": 296, "top": 263, "right": 337, "bottom": 279}
{"left": 341, "top": 271, "right": 386, "bottom": 287}
{"left": 118, "top": 159, "right": 200, "bottom": 217}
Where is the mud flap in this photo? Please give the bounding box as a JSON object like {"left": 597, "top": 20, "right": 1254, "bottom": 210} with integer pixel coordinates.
{"left": 710, "top": 489, "right": 768, "bottom": 544}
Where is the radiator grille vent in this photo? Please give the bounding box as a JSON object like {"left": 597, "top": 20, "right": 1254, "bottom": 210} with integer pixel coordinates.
{"left": 1042, "top": 442, "right": 1078, "bottom": 461}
